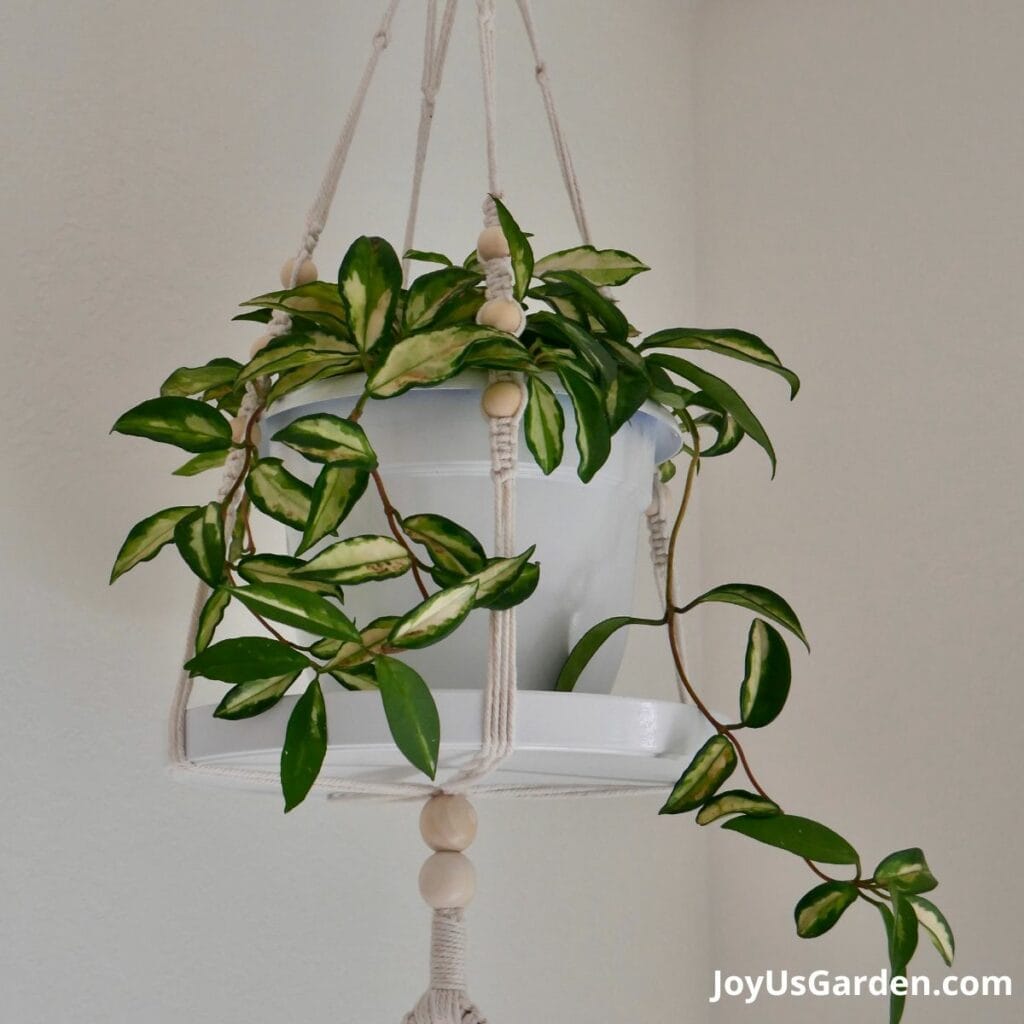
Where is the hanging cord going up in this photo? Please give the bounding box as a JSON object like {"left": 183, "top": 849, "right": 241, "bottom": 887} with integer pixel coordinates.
{"left": 401, "top": 0, "right": 460, "bottom": 283}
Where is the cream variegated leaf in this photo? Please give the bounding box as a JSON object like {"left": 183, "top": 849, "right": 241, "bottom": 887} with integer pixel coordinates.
{"left": 907, "top": 895, "right": 954, "bottom": 967}
{"left": 660, "top": 735, "right": 737, "bottom": 815}
{"left": 389, "top": 581, "right": 479, "bottom": 650}
{"left": 295, "top": 534, "right": 411, "bottom": 585}
{"left": 534, "top": 245, "right": 649, "bottom": 287}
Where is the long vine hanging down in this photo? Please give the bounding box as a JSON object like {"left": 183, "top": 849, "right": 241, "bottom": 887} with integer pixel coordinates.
{"left": 110, "top": 199, "right": 951, "bottom": 1023}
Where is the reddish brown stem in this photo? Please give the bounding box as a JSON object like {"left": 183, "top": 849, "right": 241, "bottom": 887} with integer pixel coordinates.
{"left": 370, "top": 469, "right": 430, "bottom": 600}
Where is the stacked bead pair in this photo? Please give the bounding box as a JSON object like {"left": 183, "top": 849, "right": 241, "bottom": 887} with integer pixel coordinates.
{"left": 418, "top": 794, "right": 478, "bottom": 910}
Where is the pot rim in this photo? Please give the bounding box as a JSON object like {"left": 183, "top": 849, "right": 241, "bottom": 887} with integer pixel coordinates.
{"left": 263, "top": 370, "right": 684, "bottom": 464}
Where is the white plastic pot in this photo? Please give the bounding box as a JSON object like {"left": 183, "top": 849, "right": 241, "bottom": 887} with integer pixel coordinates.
{"left": 261, "top": 372, "right": 681, "bottom": 693}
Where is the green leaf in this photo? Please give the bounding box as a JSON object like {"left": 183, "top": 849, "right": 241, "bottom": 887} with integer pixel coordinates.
{"left": 185, "top": 636, "right": 310, "bottom": 683}
{"left": 659, "top": 735, "right": 737, "bottom": 814}
{"left": 194, "top": 588, "right": 231, "bottom": 654}
{"left": 907, "top": 895, "right": 954, "bottom": 967}
{"left": 404, "top": 249, "right": 453, "bottom": 267}
{"left": 794, "top": 881, "right": 859, "bottom": 938}
{"left": 173, "top": 502, "right": 225, "bottom": 586}
{"left": 214, "top": 670, "right": 302, "bottom": 720}
{"left": 112, "top": 396, "right": 232, "bottom": 453}
{"left": 271, "top": 413, "right": 376, "bottom": 467}
{"left": 160, "top": 358, "right": 241, "bottom": 398}
{"left": 460, "top": 547, "right": 536, "bottom": 606}
{"left": 555, "top": 364, "right": 611, "bottom": 482}
{"left": 873, "top": 849, "right": 938, "bottom": 894}
{"left": 236, "top": 554, "right": 339, "bottom": 596}
{"left": 555, "top": 615, "right": 663, "bottom": 692}
{"left": 684, "top": 583, "right": 809, "bottom": 651}
{"left": 528, "top": 311, "right": 618, "bottom": 382}
{"left": 245, "top": 457, "right": 313, "bottom": 530}
{"left": 297, "top": 464, "right": 369, "bottom": 555}
{"left": 459, "top": 334, "right": 533, "bottom": 371}
{"left": 172, "top": 450, "right": 229, "bottom": 477}
{"left": 236, "top": 335, "right": 323, "bottom": 385}
{"left": 323, "top": 616, "right": 400, "bottom": 671}
{"left": 241, "top": 282, "right": 348, "bottom": 335}
{"left": 691, "top": 410, "right": 744, "bottom": 459}
{"left": 639, "top": 328, "right": 800, "bottom": 398}
{"left": 646, "top": 353, "right": 777, "bottom": 474}
{"left": 695, "top": 789, "right": 780, "bottom": 825}
{"left": 883, "top": 893, "right": 920, "bottom": 1024}
{"left": 264, "top": 357, "right": 360, "bottom": 407}
{"left": 338, "top": 235, "right": 402, "bottom": 353}
{"left": 295, "top": 534, "right": 411, "bottom": 584}
{"left": 659, "top": 460, "right": 677, "bottom": 483}
{"left": 490, "top": 196, "right": 534, "bottom": 301}
{"left": 401, "top": 514, "right": 487, "bottom": 575}
{"left": 524, "top": 376, "right": 565, "bottom": 474}
{"left": 403, "top": 267, "right": 481, "bottom": 332}
{"left": 739, "top": 619, "right": 792, "bottom": 728}
{"left": 110, "top": 505, "right": 197, "bottom": 582}
{"left": 606, "top": 361, "right": 651, "bottom": 433}
{"left": 539, "top": 270, "right": 629, "bottom": 342}
{"left": 366, "top": 325, "right": 507, "bottom": 398}
{"left": 389, "top": 581, "right": 479, "bottom": 650}
{"left": 479, "top": 560, "right": 540, "bottom": 610}
{"left": 722, "top": 814, "right": 859, "bottom": 866}
{"left": 534, "top": 245, "right": 649, "bottom": 287}
{"left": 374, "top": 656, "right": 440, "bottom": 779}
{"left": 228, "top": 583, "right": 360, "bottom": 643}
{"left": 281, "top": 679, "right": 327, "bottom": 812}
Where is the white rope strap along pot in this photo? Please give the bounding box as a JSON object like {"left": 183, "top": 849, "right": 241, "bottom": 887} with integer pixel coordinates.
{"left": 167, "top": 2, "right": 684, "bottom": 1020}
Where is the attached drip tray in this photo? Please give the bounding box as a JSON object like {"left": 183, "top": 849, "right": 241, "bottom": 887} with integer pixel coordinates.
{"left": 184, "top": 690, "right": 714, "bottom": 795}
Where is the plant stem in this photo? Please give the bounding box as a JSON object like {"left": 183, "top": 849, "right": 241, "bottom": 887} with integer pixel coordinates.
{"left": 370, "top": 469, "right": 430, "bottom": 600}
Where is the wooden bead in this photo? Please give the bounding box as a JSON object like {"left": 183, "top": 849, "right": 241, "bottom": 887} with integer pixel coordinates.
{"left": 250, "top": 332, "right": 273, "bottom": 358}
{"left": 280, "top": 257, "right": 318, "bottom": 288}
{"left": 418, "top": 852, "right": 476, "bottom": 909}
{"left": 481, "top": 380, "right": 523, "bottom": 419}
{"left": 420, "top": 794, "right": 478, "bottom": 852}
{"left": 476, "top": 297, "right": 523, "bottom": 334}
{"left": 477, "top": 225, "right": 510, "bottom": 261}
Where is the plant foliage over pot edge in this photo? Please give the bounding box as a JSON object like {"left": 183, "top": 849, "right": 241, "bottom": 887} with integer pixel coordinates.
{"left": 111, "top": 199, "right": 951, "bottom": 1022}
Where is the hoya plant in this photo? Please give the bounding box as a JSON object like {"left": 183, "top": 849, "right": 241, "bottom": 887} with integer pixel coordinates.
{"left": 112, "top": 198, "right": 951, "bottom": 1022}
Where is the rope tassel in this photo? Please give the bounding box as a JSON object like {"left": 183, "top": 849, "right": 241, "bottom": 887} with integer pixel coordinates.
{"left": 403, "top": 910, "right": 486, "bottom": 1024}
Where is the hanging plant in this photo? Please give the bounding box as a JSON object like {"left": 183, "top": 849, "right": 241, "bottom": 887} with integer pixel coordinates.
{"left": 111, "top": 199, "right": 951, "bottom": 1022}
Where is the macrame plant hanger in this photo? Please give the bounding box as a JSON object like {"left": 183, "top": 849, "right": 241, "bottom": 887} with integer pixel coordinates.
{"left": 168, "top": 2, "right": 683, "bottom": 1020}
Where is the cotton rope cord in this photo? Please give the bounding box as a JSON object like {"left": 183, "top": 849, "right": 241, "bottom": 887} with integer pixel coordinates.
{"left": 400, "top": 0, "right": 460, "bottom": 284}
{"left": 402, "top": 909, "right": 485, "bottom": 1024}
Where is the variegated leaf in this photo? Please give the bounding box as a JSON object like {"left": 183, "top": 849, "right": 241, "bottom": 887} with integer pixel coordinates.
{"left": 491, "top": 196, "right": 534, "bottom": 301}
{"left": 112, "top": 397, "right": 233, "bottom": 453}
{"left": 401, "top": 514, "right": 487, "bottom": 575}
{"left": 555, "top": 364, "right": 611, "bottom": 483}
{"left": 214, "top": 670, "right": 302, "bottom": 720}
{"left": 683, "top": 583, "right": 809, "bottom": 650}
{"left": 460, "top": 547, "right": 535, "bottom": 606}
{"left": 739, "top": 619, "right": 792, "bottom": 728}
{"left": 296, "top": 465, "right": 369, "bottom": 556}
{"left": 173, "top": 502, "right": 225, "bottom": 587}
{"left": 388, "top": 581, "right": 479, "bottom": 650}
{"left": 524, "top": 375, "right": 565, "bottom": 474}
{"left": 228, "top": 583, "right": 361, "bottom": 643}
{"left": 403, "top": 267, "right": 481, "bottom": 332}
{"left": 271, "top": 414, "right": 376, "bottom": 467}
{"left": 338, "top": 235, "right": 402, "bottom": 353}
{"left": 172, "top": 450, "right": 229, "bottom": 477}
{"left": 873, "top": 849, "right": 938, "bottom": 894}
{"left": 160, "top": 358, "right": 241, "bottom": 397}
{"left": 659, "top": 735, "right": 737, "bottom": 815}
{"left": 366, "top": 325, "right": 506, "bottom": 398}
{"left": 534, "top": 245, "right": 649, "bottom": 287}
{"left": 324, "top": 616, "right": 400, "bottom": 671}
{"left": 194, "top": 588, "right": 231, "bottom": 654}
{"left": 695, "top": 789, "right": 781, "bottom": 826}
{"left": 907, "top": 895, "right": 954, "bottom": 966}
{"left": 236, "top": 553, "right": 340, "bottom": 596}
{"left": 240, "top": 282, "right": 349, "bottom": 335}
{"left": 245, "top": 457, "right": 313, "bottom": 531}
{"left": 794, "top": 881, "right": 859, "bottom": 938}
{"left": 110, "top": 505, "right": 197, "bottom": 583}
{"left": 295, "top": 534, "right": 411, "bottom": 585}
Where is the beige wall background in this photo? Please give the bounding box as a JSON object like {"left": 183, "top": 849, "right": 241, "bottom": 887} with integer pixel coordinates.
{"left": 1, "top": 2, "right": 1019, "bottom": 1023}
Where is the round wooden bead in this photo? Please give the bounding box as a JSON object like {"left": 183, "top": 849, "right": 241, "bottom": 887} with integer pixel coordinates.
{"left": 476, "top": 297, "right": 524, "bottom": 334}
{"left": 477, "top": 225, "right": 510, "bottom": 261}
{"left": 280, "top": 257, "right": 318, "bottom": 288}
{"left": 418, "top": 852, "right": 476, "bottom": 909}
{"left": 481, "top": 380, "right": 523, "bottom": 419}
{"left": 250, "top": 332, "right": 273, "bottom": 358}
{"left": 420, "top": 794, "right": 478, "bottom": 852}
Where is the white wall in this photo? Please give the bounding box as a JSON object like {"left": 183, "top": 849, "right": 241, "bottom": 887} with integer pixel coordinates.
{"left": 690, "top": 2, "right": 1024, "bottom": 1021}
{"left": 0, "top": 2, "right": 707, "bottom": 1023}
{"left": 3, "top": 1, "right": 1021, "bottom": 1022}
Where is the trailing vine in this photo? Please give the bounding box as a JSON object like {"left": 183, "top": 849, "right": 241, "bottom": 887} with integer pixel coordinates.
{"left": 111, "top": 200, "right": 950, "bottom": 1022}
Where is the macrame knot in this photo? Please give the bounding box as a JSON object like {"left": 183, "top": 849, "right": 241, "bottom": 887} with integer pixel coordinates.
{"left": 534, "top": 61, "right": 547, "bottom": 80}
{"left": 402, "top": 910, "right": 486, "bottom": 1024}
